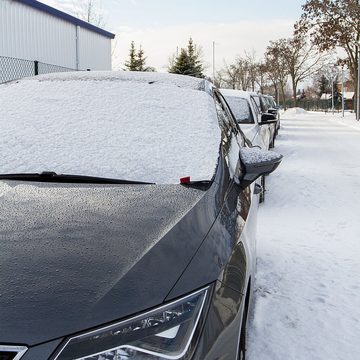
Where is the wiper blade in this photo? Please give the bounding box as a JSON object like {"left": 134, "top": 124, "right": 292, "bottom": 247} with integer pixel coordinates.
{"left": 0, "top": 172, "right": 155, "bottom": 185}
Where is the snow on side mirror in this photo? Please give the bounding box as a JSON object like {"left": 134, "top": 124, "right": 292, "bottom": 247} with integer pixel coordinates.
{"left": 239, "top": 147, "right": 283, "bottom": 188}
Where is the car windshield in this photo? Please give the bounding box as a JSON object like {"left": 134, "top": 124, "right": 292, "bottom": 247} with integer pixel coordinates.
{"left": 0, "top": 72, "right": 221, "bottom": 184}
{"left": 224, "top": 96, "right": 254, "bottom": 124}
{"left": 265, "top": 96, "right": 276, "bottom": 108}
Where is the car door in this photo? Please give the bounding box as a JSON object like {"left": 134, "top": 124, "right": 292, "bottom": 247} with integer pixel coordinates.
{"left": 214, "top": 91, "right": 257, "bottom": 273}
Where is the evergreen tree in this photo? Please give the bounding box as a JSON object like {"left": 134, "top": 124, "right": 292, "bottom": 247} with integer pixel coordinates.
{"left": 169, "top": 48, "right": 191, "bottom": 75}
{"left": 168, "top": 38, "right": 205, "bottom": 78}
{"left": 136, "top": 45, "right": 147, "bottom": 71}
{"left": 124, "top": 41, "right": 138, "bottom": 71}
{"left": 317, "top": 74, "right": 330, "bottom": 98}
{"left": 124, "top": 42, "right": 155, "bottom": 72}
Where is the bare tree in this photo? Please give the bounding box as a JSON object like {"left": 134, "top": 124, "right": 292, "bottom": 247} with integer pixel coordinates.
{"left": 265, "top": 41, "right": 290, "bottom": 108}
{"left": 295, "top": 0, "right": 360, "bottom": 115}
{"left": 244, "top": 50, "right": 259, "bottom": 92}
{"left": 220, "top": 62, "right": 240, "bottom": 89}
{"left": 269, "top": 35, "right": 329, "bottom": 107}
{"left": 75, "top": 0, "right": 106, "bottom": 28}
{"left": 234, "top": 56, "right": 252, "bottom": 91}
{"left": 255, "top": 62, "right": 269, "bottom": 94}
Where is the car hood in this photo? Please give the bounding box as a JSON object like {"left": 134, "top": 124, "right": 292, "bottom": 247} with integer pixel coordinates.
{"left": 0, "top": 181, "right": 219, "bottom": 345}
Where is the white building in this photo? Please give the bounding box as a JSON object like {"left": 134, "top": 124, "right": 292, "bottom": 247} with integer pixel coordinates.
{"left": 0, "top": 0, "right": 115, "bottom": 73}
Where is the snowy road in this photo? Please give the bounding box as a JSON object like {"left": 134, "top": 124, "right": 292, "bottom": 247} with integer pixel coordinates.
{"left": 247, "top": 110, "right": 360, "bottom": 360}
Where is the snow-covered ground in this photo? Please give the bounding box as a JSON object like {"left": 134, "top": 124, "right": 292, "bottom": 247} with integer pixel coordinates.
{"left": 247, "top": 110, "right": 360, "bottom": 360}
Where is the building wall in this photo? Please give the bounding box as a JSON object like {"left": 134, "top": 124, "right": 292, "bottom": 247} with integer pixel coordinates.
{"left": 0, "top": 0, "right": 112, "bottom": 70}
{"left": 78, "top": 27, "right": 112, "bottom": 70}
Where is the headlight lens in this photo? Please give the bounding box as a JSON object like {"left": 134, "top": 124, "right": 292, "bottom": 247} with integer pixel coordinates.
{"left": 54, "top": 286, "right": 210, "bottom": 360}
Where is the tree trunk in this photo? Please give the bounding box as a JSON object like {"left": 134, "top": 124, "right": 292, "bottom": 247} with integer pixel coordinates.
{"left": 292, "top": 79, "right": 297, "bottom": 108}
{"left": 280, "top": 83, "right": 286, "bottom": 110}
{"left": 354, "top": 53, "right": 359, "bottom": 119}
{"left": 273, "top": 83, "right": 278, "bottom": 104}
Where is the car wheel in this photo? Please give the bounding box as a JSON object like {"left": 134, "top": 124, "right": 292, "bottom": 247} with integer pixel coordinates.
{"left": 269, "top": 136, "right": 275, "bottom": 149}
{"left": 259, "top": 176, "right": 265, "bottom": 203}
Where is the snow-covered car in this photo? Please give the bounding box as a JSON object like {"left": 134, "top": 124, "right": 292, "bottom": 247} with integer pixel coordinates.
{"left": 0, "top": 71, "right": 282, "bottom": 360}
{"left": 263, "top": 95, "right": 280, "bottom": 134}
{"left": 220, "top": 89, "right": 277, "bottom": 150}
{"left": 220, "top": 89, "right": 279, "bottom": 202}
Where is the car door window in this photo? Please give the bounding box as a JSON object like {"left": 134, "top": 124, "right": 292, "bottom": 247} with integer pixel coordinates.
{"left": 215, "top": 92, "right": 249, "bottom": 147}
{"left": 223, "top": 96, "right": 255, "bottom": 124}
{"left": 250, "top": 96, "right": 261, "bottom": 115}
{"left": 214, "top": 93, "right": 238, "bottom": 138}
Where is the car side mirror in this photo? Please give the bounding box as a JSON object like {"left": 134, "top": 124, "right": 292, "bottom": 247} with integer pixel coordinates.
{"left": 259, "top": 113, "right": 277, "bottom": 125}
{"left": 239, "top": 147, "right": 283, "bottom": 188}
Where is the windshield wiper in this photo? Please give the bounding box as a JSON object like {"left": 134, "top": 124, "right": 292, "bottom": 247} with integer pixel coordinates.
{"left": 0, "top": 172, "right": 155, "bottom": 185}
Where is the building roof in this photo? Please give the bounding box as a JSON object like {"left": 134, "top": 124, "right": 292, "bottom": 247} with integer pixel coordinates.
{"left": 343, "top": 92, "right": 355, "bottom": 100}
{"left": 320, "top": 93, "right": 332, "bottom": 100}
{"left": 16, "top": 0, "right": 115, "bottom": 39}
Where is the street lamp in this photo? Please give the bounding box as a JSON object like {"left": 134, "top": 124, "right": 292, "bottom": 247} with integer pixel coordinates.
{"left": 329, "top": 66, "right": 338, "bottom": 115}
{"left": 331, "top": 76, "right": 335, "bottom": 115}
{"left": 212, "top": 41, "right": 216, "bottom": 83}
{"left": 342, "top": 66, "right": 345, "bottom": 117}
{"left": 357, "top": 46, "right": 360, "bottom": 121}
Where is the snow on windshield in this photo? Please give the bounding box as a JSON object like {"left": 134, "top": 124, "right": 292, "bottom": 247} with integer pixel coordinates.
{"left": 0, "top": 74, "right": 221, "bottom": 184}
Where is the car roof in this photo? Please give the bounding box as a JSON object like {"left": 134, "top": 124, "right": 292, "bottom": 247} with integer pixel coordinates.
{"left": 33, "top": 71, "right": 209, "bottom": 92}
{"left": 219, "top": 88, "right": 252, "bottom": 101}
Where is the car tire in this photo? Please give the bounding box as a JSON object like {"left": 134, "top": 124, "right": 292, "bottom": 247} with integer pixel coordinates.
{"left": 269, "top": 136, "right": 275, "bottom": 149}
{"left": 259, "top": 176, "right": 265, "bottom": 203}
{"left": 238, "top": 303, "right": 248, "bottom": 360}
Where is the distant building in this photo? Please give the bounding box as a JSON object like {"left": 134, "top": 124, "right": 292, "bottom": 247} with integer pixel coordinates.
{"left": 0, "top": 0, "right": 115, "bottom": 73}
{"left": 320, "top": 93, "right": 332, "bottom": 101}
{"left": 343, "top": 92, "right": 355, "bottom": 111}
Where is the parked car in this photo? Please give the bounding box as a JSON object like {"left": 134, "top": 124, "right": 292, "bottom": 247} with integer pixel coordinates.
{"left": 220, "top": 89, "right": 276, "bottom": 150}
{"left": 220, "top": 89, "right": 279, "bottom": 202}
{"left": 263, "top": 95, "right": 280, "bottom": 134}
{"left": 0, "top": 72, "right": 281, "bottom": 360}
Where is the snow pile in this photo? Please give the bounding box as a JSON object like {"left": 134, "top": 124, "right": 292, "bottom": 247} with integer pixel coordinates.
{"left": 240, "top": 147, "right": 282, "bottom": 165}
{"left": 285, "top": 107, "right": 308, "bottom": 115}
{"left": 247, "top": 111, "right": 360, "bottom": 360}
{"left": 0, "top": 72, "right": 220, "bottom": 184}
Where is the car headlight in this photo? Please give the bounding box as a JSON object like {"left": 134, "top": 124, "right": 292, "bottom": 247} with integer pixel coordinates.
{"left": 53, "top": 286, "right": 210, "bottom": 360}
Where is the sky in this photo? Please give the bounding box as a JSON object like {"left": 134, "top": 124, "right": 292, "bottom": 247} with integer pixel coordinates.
{"left": 41, "top": 0, "right": 306, "bottom": 75}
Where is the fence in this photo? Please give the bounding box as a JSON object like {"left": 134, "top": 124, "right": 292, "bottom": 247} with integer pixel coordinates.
{"left": 283, "top": 99, "right": 352, "bottom": 113}
{"left": 0, "top": 56, "right": 78, "bottom": 84}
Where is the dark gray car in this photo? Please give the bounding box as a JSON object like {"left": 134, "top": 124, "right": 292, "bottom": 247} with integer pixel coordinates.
{"left": 0, "top": 72, "right": 281, "bottom": 360}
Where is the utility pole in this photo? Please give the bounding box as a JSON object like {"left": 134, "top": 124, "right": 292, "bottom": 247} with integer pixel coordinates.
{"left": 357, "top": 47, "right": 360, "bottom": 121}
{"left": 212, "top": 41, "right": 215, "bottom": 83}
{"left": 331, "top": 79, "right": 335, "bottom": 115}
{"left": 342, "top": 66, "right": 345, "bottom": 118}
